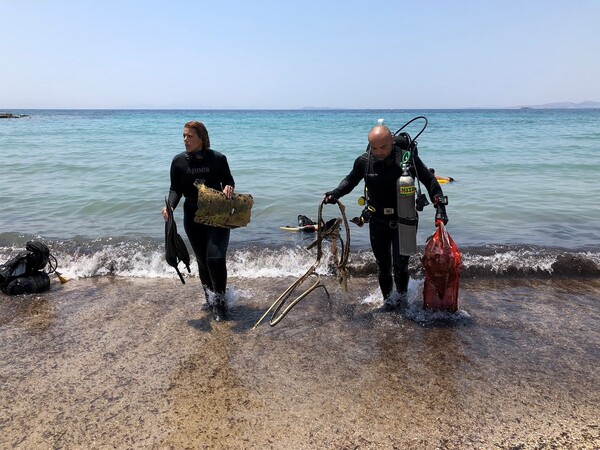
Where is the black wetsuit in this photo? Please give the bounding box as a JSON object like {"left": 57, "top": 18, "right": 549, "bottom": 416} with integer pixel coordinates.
{"left": 167, "top": 148, "right": 235, "bottom": 298}
{"left": 328, "top": 145, "right": 445, "bottom": 299}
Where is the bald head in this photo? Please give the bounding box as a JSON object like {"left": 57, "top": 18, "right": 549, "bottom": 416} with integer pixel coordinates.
{"left": 368, "top": 125, "right": 392, "bottom": 141}
{"left": 368, "top": 125, "right": 393, "bottom": 160}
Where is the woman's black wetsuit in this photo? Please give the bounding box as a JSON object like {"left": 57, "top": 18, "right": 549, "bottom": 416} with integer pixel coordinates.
{"left": 167, "top": 149, "right": 234, "bottom": 298}
{"left": 328, "top": 145, "right": 444, "bottom": 299}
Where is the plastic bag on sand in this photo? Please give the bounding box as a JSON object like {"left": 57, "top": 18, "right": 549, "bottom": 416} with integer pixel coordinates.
{"left": 421, "top": 222, "right": 463, "bottom": 312}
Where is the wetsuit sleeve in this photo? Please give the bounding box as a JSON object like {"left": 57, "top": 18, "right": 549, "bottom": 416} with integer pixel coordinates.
{"left": 414, "top": 155, "right": 444, "bottom": 203}
{"left": 167, "top": 159, "right": 183, "bottom": 209}
{"left": 220, "top": 155, "right": 235, "bottom": 189}
{"left": 329, "top": 154, "right": 366, "bottom": 198}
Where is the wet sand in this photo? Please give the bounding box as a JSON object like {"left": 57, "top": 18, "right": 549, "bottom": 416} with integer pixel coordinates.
{"left": 0, "top": 276, "right": 598, "bottom": 449}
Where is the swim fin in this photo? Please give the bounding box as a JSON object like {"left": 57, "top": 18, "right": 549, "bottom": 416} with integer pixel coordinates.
{"left": 164, "top": 198, "right": 191, "bottom": 284}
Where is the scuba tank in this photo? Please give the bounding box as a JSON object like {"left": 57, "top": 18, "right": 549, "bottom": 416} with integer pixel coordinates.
{"left": 397, "top": 162, "right": 418, "bottom": 255}
{"left": 393, "top": 116, "right": 429, "bottom": 255}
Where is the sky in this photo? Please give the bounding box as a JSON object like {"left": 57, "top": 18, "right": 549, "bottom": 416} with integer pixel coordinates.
{"left": 1, "top": 0, "right": 599, "bottom": 109}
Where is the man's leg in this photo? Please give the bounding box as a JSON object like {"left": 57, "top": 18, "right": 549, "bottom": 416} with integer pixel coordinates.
{"left": 369, "top": 221, "right": 394, "bottom": 303}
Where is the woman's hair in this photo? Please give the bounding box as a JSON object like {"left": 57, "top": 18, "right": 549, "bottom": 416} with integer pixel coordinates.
{"left": 184, "top": 121, "right": 210, "bottom": 150}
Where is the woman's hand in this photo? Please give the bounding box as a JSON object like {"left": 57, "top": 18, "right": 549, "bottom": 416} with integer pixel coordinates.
{"left": 223, "top": 185, "right": 234, "bottom": 199}
{"left": 161, "top": 206, "right": 173, "bottom": 221}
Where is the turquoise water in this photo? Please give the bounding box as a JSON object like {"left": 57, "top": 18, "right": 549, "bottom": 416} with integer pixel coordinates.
{"left": 1, "top": 109, "right": 599, "bottom": 279}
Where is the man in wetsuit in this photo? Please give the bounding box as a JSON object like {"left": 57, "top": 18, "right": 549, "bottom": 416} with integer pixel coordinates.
{"left": 162, "top": 121, "right": 235, "bottom": 321}
{"left": 324, "top": 125, "right": 448, "bottom": 310}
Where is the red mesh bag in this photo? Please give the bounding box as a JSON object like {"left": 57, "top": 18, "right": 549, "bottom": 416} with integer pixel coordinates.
{"left": 421, "top": 222, "right": 463, "bottom": 312}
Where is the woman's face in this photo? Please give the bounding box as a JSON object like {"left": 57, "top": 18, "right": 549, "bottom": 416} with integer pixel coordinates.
{"left": 183, "top": 127, "right": 203, "bottom": 153}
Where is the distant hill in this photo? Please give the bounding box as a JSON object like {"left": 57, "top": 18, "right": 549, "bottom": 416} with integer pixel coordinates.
{"left": 518, "top": 101, "right": 600, "bottom": 109}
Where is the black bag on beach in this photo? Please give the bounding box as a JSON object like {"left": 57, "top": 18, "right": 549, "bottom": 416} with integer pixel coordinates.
{"left": 3, "top": 272, "right": 50, "bottom": 295}
{"left": 0, "top": 241, "right": 53, "bottom": 295}
{"left": 0, "top": 251, "right": 29, "bottom": 284}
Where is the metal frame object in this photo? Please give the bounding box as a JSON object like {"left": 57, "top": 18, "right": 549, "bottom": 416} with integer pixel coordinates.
{"left": 252, "top": 200, "right": 351, "bottom": 329}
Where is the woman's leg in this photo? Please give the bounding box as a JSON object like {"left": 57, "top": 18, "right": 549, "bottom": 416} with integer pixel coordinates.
{"left": 205, "top": 226, "right": 230, "bottom": 320}
{"left": 206, "top": 227, "right": 230, "bottom": 296}
{"left": 183, "top": 212, "right": 213, "bottom": 301}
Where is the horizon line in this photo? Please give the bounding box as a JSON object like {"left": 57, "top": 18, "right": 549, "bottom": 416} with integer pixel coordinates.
{"left": 3, "top": 105, "right": 599, "bottom": 112}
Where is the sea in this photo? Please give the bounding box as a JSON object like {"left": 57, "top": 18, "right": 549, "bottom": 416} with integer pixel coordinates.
{"left": 1, "top": 108, "right": 599, "bottom": 281}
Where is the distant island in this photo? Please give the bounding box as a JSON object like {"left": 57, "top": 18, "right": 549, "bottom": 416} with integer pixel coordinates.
{"left": 0, "top": 113, "right": 30, "bottom": 119}
{"left": 300, "top": 102, "right": 600, "bottom": 110}
{"left": 300, "top": 107, "right": 338, "bottom": 110}
{"left": 1, "top": 103, "right": 598, "bottom": 113}
{"left": 516, "top": 101, "right": 600, "bottom": 109}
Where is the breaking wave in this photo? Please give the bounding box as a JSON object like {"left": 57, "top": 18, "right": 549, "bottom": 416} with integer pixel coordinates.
{"left": 1, "top": 233, "right": 599, "bottom": 281}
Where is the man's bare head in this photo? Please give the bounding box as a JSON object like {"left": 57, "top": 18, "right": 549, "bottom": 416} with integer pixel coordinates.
{"left": 368, "top": 125, "right": 393, "bottom": 160}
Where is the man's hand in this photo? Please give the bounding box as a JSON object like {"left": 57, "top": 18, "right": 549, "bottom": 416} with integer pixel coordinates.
{"left": 435, "top": 208, "right": 449, "bottom": 225}
{"left": 323, "top": 191, "right": 338, "bottom": 204}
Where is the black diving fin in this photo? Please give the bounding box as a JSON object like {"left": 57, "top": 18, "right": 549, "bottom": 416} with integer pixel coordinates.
{"left": 164, "top": 197, "right": 191, "bottom": 284}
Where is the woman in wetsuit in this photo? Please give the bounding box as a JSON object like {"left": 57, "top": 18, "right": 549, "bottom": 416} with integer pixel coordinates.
{"left": 162, "top": 121, "right": 235, "bottom": 321}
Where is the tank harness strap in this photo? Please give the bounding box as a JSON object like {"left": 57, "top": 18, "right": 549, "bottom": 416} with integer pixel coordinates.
{"left": 363, "top": 148, "right": 372, "bottom": 185}
{"left": 369, "top": 214, "right": 399, "bottom": 229}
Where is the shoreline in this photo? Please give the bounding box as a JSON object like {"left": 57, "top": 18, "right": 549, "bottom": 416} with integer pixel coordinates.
{"left": 1, "top": 276, "right": 599, "bottom": 448}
